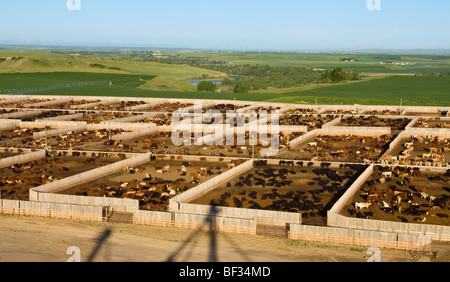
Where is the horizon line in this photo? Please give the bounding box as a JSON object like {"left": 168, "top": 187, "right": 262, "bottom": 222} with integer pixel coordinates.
{"left": 1, "top": 43, "right": 450, "bottom": 55}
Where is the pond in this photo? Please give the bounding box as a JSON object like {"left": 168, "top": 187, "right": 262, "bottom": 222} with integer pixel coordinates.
{"left": 187, "top": 76, "right": 243, "bottom": 86}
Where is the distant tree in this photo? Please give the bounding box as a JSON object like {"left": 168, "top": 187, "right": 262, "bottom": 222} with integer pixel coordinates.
{"left": 197, "top": 81, "right": 217, "bottom": 92}
{"left": 233, "top": 83, "right": 249, "bottom": 93}
{"left": 319, "top": 67, "right": 360, "bottom": 83}
{"left": 351, "top": 71, "right": 360, "bottom": 81}
{"left": 221, "top": 78, "right": 232, "bottom": 85}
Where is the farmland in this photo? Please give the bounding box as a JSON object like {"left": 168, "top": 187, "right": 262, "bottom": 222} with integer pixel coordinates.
{"left": 0, "top": 71, "right": 449, "bottom": 106}
{"left": 1, "top": 49, "right": 450, "bottom": 106}
{"left": 270, "top": 76, "right": 450, "bottom": 106}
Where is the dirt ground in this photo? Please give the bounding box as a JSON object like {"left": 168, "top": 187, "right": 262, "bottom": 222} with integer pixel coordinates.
{"left": 2, "top": 214, "right": 447, "bottom": 262}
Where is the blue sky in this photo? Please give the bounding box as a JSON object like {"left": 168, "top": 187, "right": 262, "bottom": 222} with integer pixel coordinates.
{"left": 0, "top": 0, "right": 449, "bottom": 50}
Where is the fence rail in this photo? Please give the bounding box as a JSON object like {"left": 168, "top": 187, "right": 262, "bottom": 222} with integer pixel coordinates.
{"left": 133, "top": 209, "right": 257, "bottom": 235}
{"left": 0, "top": 150, "right": 46, "bottom": 169}
{"left": 288, "top": 224, "right": 432, "bottom": 251}
{"left": 328, "top": 212, "right": 450, "bottom": 242}
{"left": 0, "top": 199, "right": 105, "bottom": 222}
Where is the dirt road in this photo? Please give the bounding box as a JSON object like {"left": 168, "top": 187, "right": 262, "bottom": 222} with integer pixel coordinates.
{"left": 0, "top": 215, "right": 447, "bottom": 262}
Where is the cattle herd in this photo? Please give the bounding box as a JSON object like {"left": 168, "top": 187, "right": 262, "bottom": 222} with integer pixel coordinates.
{"left": 69, "top": 159, "right": 234, "bottom": 211}
{"left": 0, "top": 152, "right": 121, "bottom": 201}
{"left": 193, "top": 161, "right": 367, "bottom": 220}
{"left": 347, "top": 166, "right": 450, "bottom": 225}
{"left": 385, "top": 135, "right": 450, "bottom": 167}
{"left": 339, "top": 116, "right": 412, "bottom": 131}
{"left": 278, "top": 134, "right": 393, "bottom": 163}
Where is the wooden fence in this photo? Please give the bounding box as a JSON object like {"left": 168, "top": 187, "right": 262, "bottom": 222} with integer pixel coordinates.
{"left": 328, "top": 212, "right": 450, "bottom": 242}
{"left": 329, "top": 164, "right": 374, "bottom": 214}
{"left": 322, "top": 126, "right": 392, "bottom": 136}
{"left": 133, "top": 209, "right": 257, "bottom": 235}
{"left": 37, "top": 113, "right": 84, "bottom": 122}
{"left": 0, "top": 199, "right": 105, "bottom": 222}
{"left": 0, "top": 110, "right": 44, "bottom": 120}
{"left": 288, "top": 224, "right": 432, "bottom": 251}
{"left": 31, "top": 192, "right": 139, "bottom": 213}
{"left": 0, "top": 119, "right": 20, "bottom": 130}
{"left": 0, "top": 150, "right": 46, "bottom": 169}
{"left": 23, "top": 98, "right": 73, "bottom": 108}
{"left": 32, "top": 124, "right": 88, "bottom": 139}
{"left": 176, "top": 202, "right": 300, "bottom": 227}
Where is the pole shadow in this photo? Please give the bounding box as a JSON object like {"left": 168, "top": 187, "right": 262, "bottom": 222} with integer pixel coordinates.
{"left": 86, "top": 228, "right": 112, "bottom": 262}
{"left": 165, "top": 205, "right": 253, "bottom": 262}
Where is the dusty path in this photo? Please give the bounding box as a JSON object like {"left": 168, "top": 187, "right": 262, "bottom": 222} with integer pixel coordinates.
{"left": 0, "top": 215, "right": 447, "bottom": 262}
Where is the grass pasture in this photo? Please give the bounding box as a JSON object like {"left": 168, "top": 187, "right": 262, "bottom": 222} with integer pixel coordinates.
{"left": 267, "top": 76, "right": 450, "bottom": 106}
{"left": 1, "top": 72, "right": 449, "bottom": 106}
{"left": 138, "top": 76, "right": 197, "bottom": 92}
{"left": 0, "top": 50, "right": 225, "bottom": 80}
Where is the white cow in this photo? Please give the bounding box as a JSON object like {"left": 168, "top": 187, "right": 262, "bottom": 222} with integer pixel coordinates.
{"left": 355, "top": 202, "right": 372, "bottom": 210}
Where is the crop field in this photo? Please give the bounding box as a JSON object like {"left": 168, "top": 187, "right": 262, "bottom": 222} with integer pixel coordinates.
{"left": 269, "top": 76, "right": 450, "bottom": 106}
{"left": 171, "top": 51, "right": 450, "bottom": 73}
{"left": 0, "top": 73, "right": 445, "bottom": 107}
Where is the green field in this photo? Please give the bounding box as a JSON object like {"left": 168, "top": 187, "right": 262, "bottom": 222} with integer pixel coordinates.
{"left": 138, "top": 76, "right": 197, "bottom": 92}
{"left": 1, "top": 72, "right": 448, "bottom": 106}
{"left": 0, "top": 72, "right": 154, "bottom": 91}
{"left": 170, "top": 51, "right": 450, "bottom": 74}
{"left": 0, "top": 48, "right": 449, "bottom": 106}
{"left": 0, "top": 49, "right": 225, "bottom": 80}
{"left": 266, "top": 76, "right": 450, "bottom": 106}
